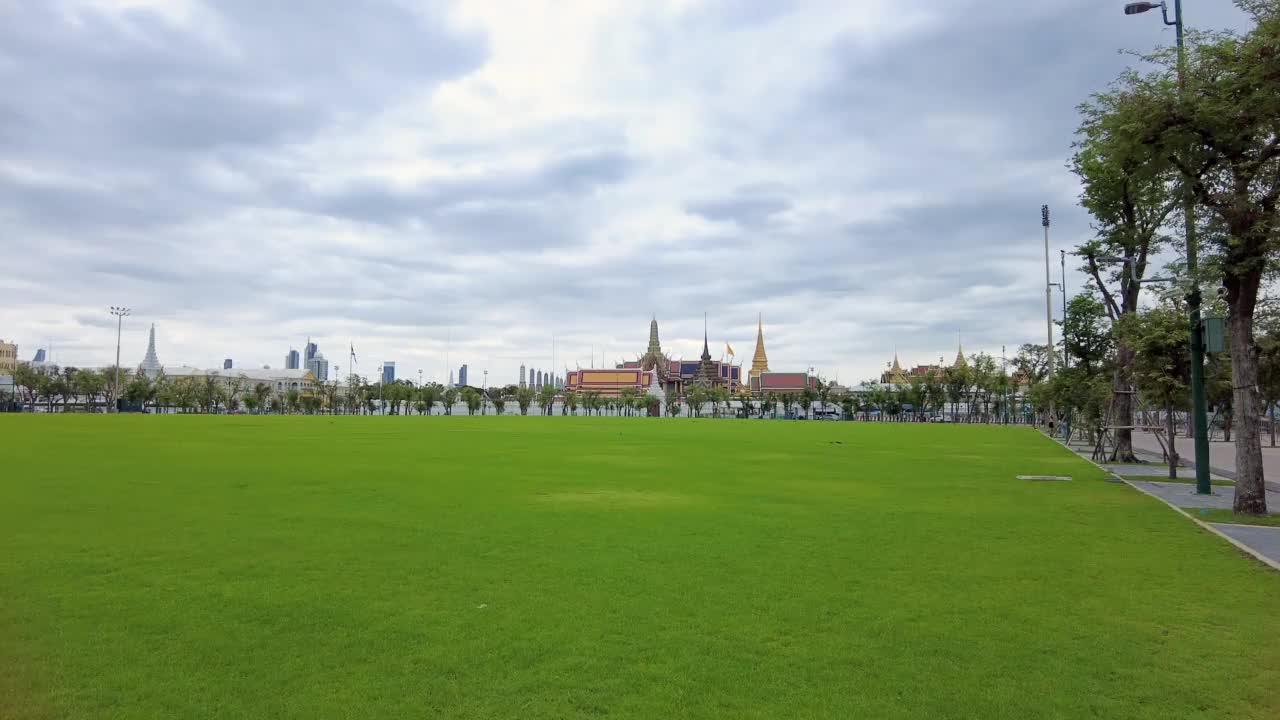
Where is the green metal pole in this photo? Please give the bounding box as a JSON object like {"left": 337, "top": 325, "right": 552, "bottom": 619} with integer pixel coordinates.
{"left": 1172, "top": 0, "right": 1212, "bottom": 495}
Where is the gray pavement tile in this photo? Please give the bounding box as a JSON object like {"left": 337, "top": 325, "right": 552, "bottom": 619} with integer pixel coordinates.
{"left": 1209, "top": 524, "right": 1280, "bottom": 566}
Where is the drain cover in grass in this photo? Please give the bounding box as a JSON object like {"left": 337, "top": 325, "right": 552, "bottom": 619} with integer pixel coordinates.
{"left": 1017, "top": 475, "right": 1072, "bottom": 482}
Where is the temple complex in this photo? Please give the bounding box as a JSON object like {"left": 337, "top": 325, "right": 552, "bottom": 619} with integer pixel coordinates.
{"left": 564, "top": 316, "right": 743, "bottom": 397}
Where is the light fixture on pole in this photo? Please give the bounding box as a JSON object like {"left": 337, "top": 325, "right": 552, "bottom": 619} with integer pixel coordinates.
{"left": 108, "top": 306, "right": 130, "bottom": 413}
{"left": 1124, "top": 0, "right": 1211, "bottom": 495}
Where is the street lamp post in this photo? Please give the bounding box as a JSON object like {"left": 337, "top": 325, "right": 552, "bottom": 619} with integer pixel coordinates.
{"left": 1059, "top": 249, "right": 1068, "bottom": 369}
{"left": 1042, "top": 205, "right": 1056, "bottom": 430}
{"left": 108, "top": 306, "right": 130, "bottom": 413}
{"left": 1124, "top": 0, "right": 1211, "bottom": 495}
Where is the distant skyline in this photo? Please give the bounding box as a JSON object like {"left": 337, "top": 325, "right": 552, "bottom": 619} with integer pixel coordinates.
{"left": 0, "top": 1, "right": 1253, "bottom": 383}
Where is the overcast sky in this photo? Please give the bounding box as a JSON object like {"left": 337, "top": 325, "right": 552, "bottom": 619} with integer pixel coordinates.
{"left": 0, "top": 0, "right": 1252, "bottom": 385}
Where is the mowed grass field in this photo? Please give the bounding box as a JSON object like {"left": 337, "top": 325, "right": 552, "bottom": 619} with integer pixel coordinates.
{"left": 1, "top": 417, "right": 1277, "bottom": 719}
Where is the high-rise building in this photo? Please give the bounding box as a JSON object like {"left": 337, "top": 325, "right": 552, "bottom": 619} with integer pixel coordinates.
{"left": 308, "top": 352, "right": 329, "bottom": 382}
{"left": 32, "top": 348, "right": 46, "bottom": 363}
{"left": 382, "top": 361, "right": 396, "bottom": 385}
{"left": 223, "top": 358, "right": 233, "bottom": 370}
{"left": 458, "top": 364, "right": 468, "bottom": 388}
{"left": 285, "top": 348, "right": 300, "bottom": 370}
{"left": 305, "top": 342, "right": 318, "bottom": 364}
{"left": 519, "top": 364, "right": 526, "bottom": 389}
{"left": 139, "top": 324, "right": 163, "bottom": 379}
{"left": 0, "top": 339, "right": 16, "bottom": 374}
{"left": 537, "top": 369, "right": 544, "bottom": 389}
{"left": 449, "top": 370, "right": 454, "bottom": 387}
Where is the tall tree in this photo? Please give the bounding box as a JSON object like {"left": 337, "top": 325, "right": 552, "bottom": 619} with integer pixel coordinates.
{"left": 74, "top": 368, "right": 104, "bottom": 412}
{"left": 537, "top": 384, "right": 557, "bottom": 416}
{"left": 664, "top": 387, "right": 681, "bottom": 417}
{"left": 253, "top": 383, "right": 271, "bottom": 414}
{"left": 515, "top": 387, "right": 534, "bottom": 416}
{"left": 1136, "top": 5, "right": 1279, "bottom": 512}
{"left": 1075, "top": 75, "right": 1181, "bottom": 459}
{"left": 1117, "top": 306, "right": 1191, "bottom": 478}
{"left": 1257, "top": 325, "right": 1280, "bottom": 447}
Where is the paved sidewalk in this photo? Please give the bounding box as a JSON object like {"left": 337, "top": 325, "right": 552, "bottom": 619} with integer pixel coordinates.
{"left": 1129, "top": 431, "right": 1280, "bottom": 491}
{"left": 1211, "top": 524, "right": 1280, "bottom": 564}
{"left": 1129, "top": 481, "right": 1280, "bottom": 511}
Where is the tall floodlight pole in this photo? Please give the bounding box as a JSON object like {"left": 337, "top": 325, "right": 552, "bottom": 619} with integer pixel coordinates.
{"left": 108, "top": 306, "right": 130, "bottom": 412}
{"left": 1042, "top": 206, "right": 1055, "bottom": 428}
{"left": 1124, "top": 0, "right": 1209, "bottom": 494}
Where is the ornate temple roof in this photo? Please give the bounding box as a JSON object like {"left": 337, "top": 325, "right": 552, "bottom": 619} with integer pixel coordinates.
{"left": 888, "top": 352, "right": 907, "bottom": 384}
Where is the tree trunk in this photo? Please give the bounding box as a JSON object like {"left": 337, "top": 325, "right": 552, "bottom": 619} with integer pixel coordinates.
{"left": 1110, "top": 342, "right": 1138, "bottom": 463}
{"left": 1227, "top": 270, "right": 1268, "bottom": 515}
{"left": 1165, "top": 398, "right": 1178, "bottom": 480}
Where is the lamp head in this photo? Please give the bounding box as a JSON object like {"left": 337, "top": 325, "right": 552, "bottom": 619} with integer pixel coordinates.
{"left": 1124, "top": 2, "right": 1161, "bottom": 15}
{"left": 1041, "top": 205, "right": 1050, "bottom": 227}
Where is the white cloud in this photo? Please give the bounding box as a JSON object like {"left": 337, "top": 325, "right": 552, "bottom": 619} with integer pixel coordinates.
{"left": 0, "top": 0, "right": 1255, "bottom": 383}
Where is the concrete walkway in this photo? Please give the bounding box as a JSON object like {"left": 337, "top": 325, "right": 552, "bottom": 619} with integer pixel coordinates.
{"left": 1128, "top": 481, "right": 1280, "bottom": 512}
{"left": 1129, "top": 431, "right": 1280, "bottom": 491}
{"left": 1211, "top": 524, "right": 1280, "bottom": 565}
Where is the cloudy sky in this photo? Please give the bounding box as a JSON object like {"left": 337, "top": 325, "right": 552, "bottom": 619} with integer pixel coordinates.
{"left": 0, "top": 0, "right": 1251, "bottom": 385}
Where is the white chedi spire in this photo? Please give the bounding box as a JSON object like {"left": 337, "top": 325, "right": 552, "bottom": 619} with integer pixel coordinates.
{"left": 139, "top": 323, "right": 163, "bottom": 378}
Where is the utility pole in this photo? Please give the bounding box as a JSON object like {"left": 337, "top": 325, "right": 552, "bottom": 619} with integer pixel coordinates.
{"left": 109, "top": 306, "right": 130, "bottom": 412}
{"left": 1124, "top": 0, "right": 1210, "bottom": 494}
{"left": 1042, "top": 205, "right": 1056, "bottom": 428}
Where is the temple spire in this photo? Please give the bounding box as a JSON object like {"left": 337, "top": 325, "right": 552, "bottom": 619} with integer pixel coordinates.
{"left": 749, "top": 313, "right": 770, "bottom": 381}
{"left": 695, "top": 313, "right": 715, "bottom": 387}
{"left": 702, "top": 314, "right": 710, "bottom": 360}
{"left": 140, "top": 323, "right": 162, "bottom": 379}
{"left": 953, "top": 333, "right": 968, "bottom": 369}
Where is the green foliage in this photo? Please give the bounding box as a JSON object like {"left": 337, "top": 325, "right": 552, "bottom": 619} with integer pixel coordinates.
{"left": 1116, "top": 307, "right": 1190, "bottom": 411}
{"left": 664, "top": 387, "right": 680, "bottom": 417}
{"left": 685, "top": 385, "right": 708, "bottom": 418}
{"left": 537, "top": 383, "right": 557, "bottom": 416}
{"left": 1062, "top": 293, "right": 1114, "bottom": 375}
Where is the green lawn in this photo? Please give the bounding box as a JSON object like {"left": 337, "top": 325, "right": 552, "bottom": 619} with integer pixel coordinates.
{"left": 1, "top": 417, "right": 1277, "bottom": 719}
